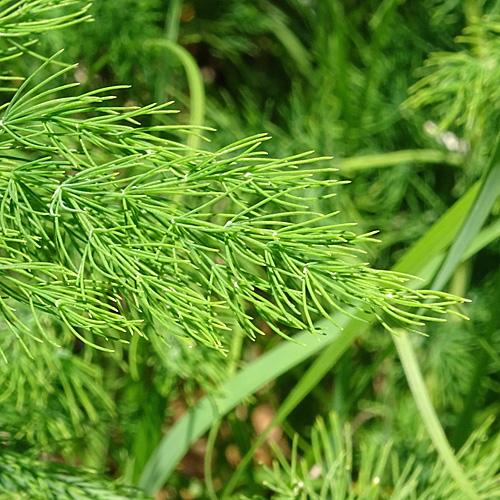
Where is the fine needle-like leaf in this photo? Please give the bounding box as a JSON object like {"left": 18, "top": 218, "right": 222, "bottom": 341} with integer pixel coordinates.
{"left": 138, "top": 176, "right": 481, "bottom": 495}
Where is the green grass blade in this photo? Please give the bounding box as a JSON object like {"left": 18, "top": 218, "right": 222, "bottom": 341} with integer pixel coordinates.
{"left": 431, "top": 139, "right": 500, "bottom": 291}
{"left": 261, "top": 13, "right": 313, "bottom": 78}
{"left": 138, "top": 313, "right": 354, "bottom": 495}
{"left": 393, "top": 330, "right": 480, "bottom": 500}
{"left": 393, "top": 182, "right": 480, "bottom": 274}
{"left": 221, "top": 317, "right": 363, "bottom": 498}
{"left": 149, "top": 39, "right": 205, "bottom": 150}
{"left": 337, "top": 149, "right": 463, "bottom": 175}
{"left": 403, "top": 217, "right": 500, "bottom": 287}
{"left": 153, "top": 0, "right": 182, "bottom": 113}
{"left": 463, "top": 218, "right": 500, "bottom": 260}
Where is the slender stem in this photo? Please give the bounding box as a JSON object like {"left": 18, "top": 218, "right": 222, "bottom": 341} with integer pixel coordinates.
{"left": 204, "top": 319, "right": 245, "bottom": 500}
{"left": 154, "top": 0, "right": 183, "bottom": 110}
{"left": 204, "top": 420, "right": 221, "bottom": 500}
{"left": 394, "top": 330, "right": 480, "bottom": 500}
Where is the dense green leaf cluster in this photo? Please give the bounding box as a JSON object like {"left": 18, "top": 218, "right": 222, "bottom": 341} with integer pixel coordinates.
{"left": 0, "top": 56, "right": 466, "bottom": 355}
{"left": 251, "top": 413, "right": 500, "bottom": 500}
{"left": 1, "top": 0, "right": 500, "bottom": 499}
{"left": 0, "top": 449, "right": 150, "bottom": 500}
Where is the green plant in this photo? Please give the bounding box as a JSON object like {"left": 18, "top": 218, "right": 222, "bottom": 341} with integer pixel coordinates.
{"left": 249, "top": 412, "right": 500, "bottom": 500}
{"left": 2, "top": 1, "right": 500, "bottom": 499}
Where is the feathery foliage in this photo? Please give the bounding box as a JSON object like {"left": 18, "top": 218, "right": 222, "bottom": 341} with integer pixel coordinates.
{"left": 2, "top": 0, "right": 500, "bottom": 499}
{"left": 251, "top": 413, "right": 500, "bottom": 500}
{"left": 0, "top": 449, "right": 150, "bottom": 500}
{"left": 0, "top": 52, "right": 466, "bottom": 355}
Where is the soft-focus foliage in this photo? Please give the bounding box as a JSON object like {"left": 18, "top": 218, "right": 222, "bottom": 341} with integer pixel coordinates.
{"left": 251, "top": 413, "right": 500, "bottom": 500}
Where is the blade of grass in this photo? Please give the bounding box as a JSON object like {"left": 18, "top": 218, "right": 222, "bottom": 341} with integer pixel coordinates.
{"left": 148, "top": 39, "right": 205, "bottom": 150}
{"left": 261, "top": 10, "right": 313, "bottom": 78}
{"left": 405, "top": 217, "right": 500, "bottom": 287}
{"left": 138, "top": 313, "right": 354, "bottom": 495}
{"left": 153, "top": 0, "right": 182, "bottom": 114}
{"left": 220, "top": 317, "right": 364, "bottom": 498}
{"left": 393, "top": 330, "right": 480, "bottom": 500}
{"left": 337, "top": 149, "right": 463, "bottom": 176}
{"left": 463, "top": 217, "right": 500, "bottom": 260}
{"left": 431, "top": 137, "right": 500, "bottom": 291}
{"left": 393, "top": 182, "right": 480, "bottom": 274}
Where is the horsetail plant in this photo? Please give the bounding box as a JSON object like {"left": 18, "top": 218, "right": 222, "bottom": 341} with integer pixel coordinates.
{"left": 0, "top": 49, "right": 468, "bottom": 358}
{"left": 0, "top": 0, "right": 481, "bottom": 498}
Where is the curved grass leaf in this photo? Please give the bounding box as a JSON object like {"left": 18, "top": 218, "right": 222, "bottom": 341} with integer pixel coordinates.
{"left": 147, "top": 38, "right": 205, "bottom": 150}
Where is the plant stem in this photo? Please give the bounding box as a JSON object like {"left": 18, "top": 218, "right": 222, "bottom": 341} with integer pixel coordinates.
{"left": 393, "top": 330, "right": 480, "bottom": 500}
